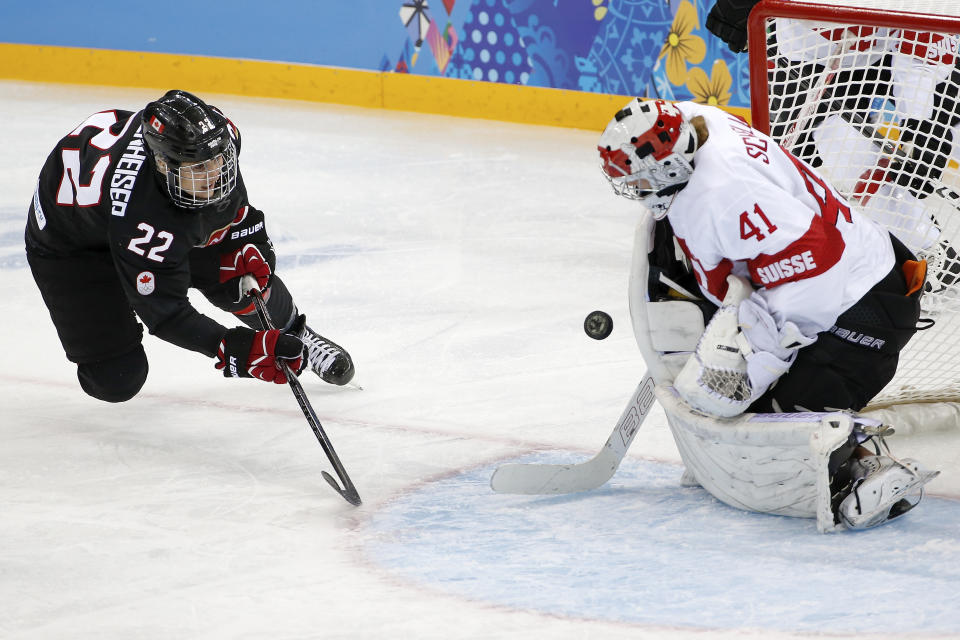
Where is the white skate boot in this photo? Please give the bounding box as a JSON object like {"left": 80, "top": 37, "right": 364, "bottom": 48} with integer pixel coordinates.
{"left": 838, "top": 455, "right": 939, "bottom": 530}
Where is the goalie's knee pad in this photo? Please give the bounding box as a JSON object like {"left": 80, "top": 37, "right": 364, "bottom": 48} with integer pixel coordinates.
{"left": 838, "top": 455, "right": 939, "bottom": 530}
{"left": 77, "top": 346, "right": 149, "bottom": 403}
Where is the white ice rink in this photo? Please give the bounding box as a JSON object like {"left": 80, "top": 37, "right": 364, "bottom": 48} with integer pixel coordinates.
{"left": 2, "top": 82, "right": 959, "bottom": 639}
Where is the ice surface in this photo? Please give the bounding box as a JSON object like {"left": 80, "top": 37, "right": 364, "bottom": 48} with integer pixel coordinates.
{"left": 1, "top": 82, "right": 958, "bottom": 639}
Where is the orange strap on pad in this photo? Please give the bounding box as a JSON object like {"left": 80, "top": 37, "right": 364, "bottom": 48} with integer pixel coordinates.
{"left": 903, "top": 259, "right": 927, "bottom": 297}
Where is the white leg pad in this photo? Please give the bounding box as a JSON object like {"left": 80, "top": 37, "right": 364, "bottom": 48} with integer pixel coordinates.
{"left": 657, "top": 386, "right": 859, "bottom": 531}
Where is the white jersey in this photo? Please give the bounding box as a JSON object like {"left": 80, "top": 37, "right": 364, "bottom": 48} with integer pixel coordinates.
{"left": 668, "top": 102, "right": 895, "bottom": 337}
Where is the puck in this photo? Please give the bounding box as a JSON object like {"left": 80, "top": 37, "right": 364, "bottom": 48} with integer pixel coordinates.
{"left": 584, "top": 310, "right": 613, "bottom": 340}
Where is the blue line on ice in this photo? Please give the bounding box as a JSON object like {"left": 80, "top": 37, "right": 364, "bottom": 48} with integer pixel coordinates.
{"left": 364, "top": 455, "right": 960, "bottom": 634}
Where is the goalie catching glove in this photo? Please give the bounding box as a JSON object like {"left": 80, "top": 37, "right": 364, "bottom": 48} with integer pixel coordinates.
{"left": 674, "top": 275, "right": 815, "bottom": 417}
{"left": 216, "top": 326, "right": 304, "bottom": 384}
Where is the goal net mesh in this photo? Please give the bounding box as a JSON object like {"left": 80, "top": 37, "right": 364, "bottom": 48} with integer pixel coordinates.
{"left": 751, "top": 0, "right": 960, "bottom": 407}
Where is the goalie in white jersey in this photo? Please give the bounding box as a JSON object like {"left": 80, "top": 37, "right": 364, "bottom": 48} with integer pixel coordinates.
{"left": 598, "top": 98, "right": 941, "bottom": 530}
{"left": 598, "top": 98, "right": 926, "bottom": 419}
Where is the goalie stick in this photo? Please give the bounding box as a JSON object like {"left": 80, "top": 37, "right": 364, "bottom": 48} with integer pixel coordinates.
{"left": 490, "top": 373, "right": 656, "bottom": 495}
{"left": 242, "top": 275, "right": 362, "bottom": 506}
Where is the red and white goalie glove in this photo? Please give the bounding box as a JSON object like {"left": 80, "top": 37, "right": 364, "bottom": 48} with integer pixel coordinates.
{"left": 220, "top": 243, "right": 271, "bottom": 302}
{"left": 216, "top": 327, "right": 304, "bottom": 384}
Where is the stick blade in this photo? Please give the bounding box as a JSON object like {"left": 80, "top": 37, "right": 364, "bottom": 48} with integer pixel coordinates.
{"left": 490, "top": 453, "right": 614, "bottom": 495}
{"left": 323, "top": 471, "right": 363, "bottom": 506}
{"left": 490, "top": 375, "right": 656, "bottom": 496}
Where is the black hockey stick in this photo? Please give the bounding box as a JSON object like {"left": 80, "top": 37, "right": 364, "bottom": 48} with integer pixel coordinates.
{"left": 241, "top": 275, "right": 362, "bottom": 506}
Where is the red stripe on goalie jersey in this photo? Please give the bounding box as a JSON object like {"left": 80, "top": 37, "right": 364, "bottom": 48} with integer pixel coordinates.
{"left": 746, "top": 214, "right": 846, "bottom": 287}
{"left": 897, "top": 32, "right": 956, "bottom": 66}
{"left": 815, "top": 26, "right": 880, "bottom": 52}
{"left": 674, "top": 236, "right": 734, "bottom": 301}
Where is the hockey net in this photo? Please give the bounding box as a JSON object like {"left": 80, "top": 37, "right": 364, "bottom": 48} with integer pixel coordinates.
{"left": 749, "top": 0, "right": 960, "bottom": 408}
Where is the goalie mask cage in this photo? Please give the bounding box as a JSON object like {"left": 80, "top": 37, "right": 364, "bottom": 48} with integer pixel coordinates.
{"left": 748, "top": 0, "right": 960, "bottom": 408}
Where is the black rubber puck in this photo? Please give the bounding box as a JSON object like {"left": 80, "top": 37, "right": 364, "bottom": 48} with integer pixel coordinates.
{"left": 584, "top": 310, "right": 613, "bottom": 340}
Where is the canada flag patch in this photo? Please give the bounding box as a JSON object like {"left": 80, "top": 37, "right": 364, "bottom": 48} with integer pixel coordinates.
{"left": 149, "top": 116, "right": 164, "bottom": 134}
{"left": 136, "top": 271, "right": 156, "bottom": 295}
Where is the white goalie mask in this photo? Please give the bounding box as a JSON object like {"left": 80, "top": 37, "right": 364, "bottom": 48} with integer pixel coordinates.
{"left": 597, "top": 98, "right": 698, "bottom": 219}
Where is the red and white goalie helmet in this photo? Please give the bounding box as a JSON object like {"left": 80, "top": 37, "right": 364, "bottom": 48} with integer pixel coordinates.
{"left": 597, "top": 98, "right": 698, "bottom": 219}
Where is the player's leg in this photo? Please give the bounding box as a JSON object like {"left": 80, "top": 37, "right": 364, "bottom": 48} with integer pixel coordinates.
{"left": 748, "top": 338, "right": 897, "bottom": 413}
{"left": 26, "top": 248, "right": 148, "bottom": 402}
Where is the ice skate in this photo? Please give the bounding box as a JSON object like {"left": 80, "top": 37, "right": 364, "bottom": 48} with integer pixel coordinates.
{"left": 298, "top": 324, "right": 355, "bottom": 386}
{"left": 838, "top": 455, "right": 939, "bottom": 530}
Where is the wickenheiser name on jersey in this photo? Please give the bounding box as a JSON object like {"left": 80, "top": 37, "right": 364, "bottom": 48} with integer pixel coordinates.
{"left": 111, "top": 129, "right": 147, "bottom": 217}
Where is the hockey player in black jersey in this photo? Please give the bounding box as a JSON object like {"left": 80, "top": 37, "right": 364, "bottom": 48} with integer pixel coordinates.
{"left": 25, "top": 90, "right": 355, "bottom": 402}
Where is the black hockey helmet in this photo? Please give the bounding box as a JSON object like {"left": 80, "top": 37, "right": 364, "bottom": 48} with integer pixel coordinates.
{"left": 142, "top": 90, "right": 238, "bottom": 208}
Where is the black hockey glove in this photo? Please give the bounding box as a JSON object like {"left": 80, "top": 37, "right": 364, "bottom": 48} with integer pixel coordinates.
{"left": 893, "top": 118, "right": 954, "bottom": 199}
{"left": 706, "top": 0, "right": 763, "bottom": 53}
{"left": 216, "top": 326, "right": 304, "bottom": 384}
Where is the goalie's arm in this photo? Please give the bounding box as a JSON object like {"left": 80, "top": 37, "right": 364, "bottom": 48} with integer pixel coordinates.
{"left": 674, "top": 275, "right": 815, "bottom": 418}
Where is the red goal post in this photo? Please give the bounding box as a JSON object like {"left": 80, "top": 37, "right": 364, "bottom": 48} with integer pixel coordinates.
{"left": 746, "top": 0, "right": 960, "bottom": 410}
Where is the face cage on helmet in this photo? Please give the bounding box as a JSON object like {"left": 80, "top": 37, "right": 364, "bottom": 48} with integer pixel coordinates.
{"left": 161, "top": 142, "right": 238, "bottom": 209}
{"left": 604, "top": 151, "right": 693, "bottom": 218}
{"left": 606, "top": 174, "right": 652, "bottom": 201}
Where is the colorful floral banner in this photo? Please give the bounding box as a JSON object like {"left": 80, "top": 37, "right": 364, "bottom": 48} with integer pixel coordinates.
{"left": 1, "top": 0, "right": 753, "bottom": 109}
{"left": 387, "top": 0, "right": 751, "bottom": 109}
